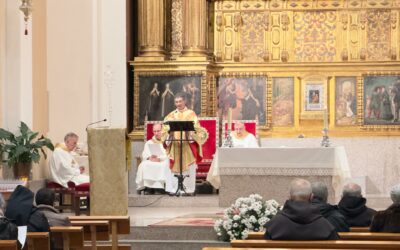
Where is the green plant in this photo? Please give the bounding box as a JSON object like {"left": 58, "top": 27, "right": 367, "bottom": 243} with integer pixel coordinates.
{"left": 0, "top": 121, "right": 54, "bottom": 167}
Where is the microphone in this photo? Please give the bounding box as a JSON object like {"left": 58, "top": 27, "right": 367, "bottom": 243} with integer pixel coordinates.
{"left": 86, "top": 119, "right": 107, "bottom": 131}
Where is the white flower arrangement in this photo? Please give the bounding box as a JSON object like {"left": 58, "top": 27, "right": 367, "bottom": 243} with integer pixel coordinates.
{"left": 214, "top": 194, "right": 281, "bottom": 241}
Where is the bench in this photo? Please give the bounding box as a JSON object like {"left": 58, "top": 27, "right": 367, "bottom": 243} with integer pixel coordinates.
{"left": 247, "top": 231, "right": 400, "bottom": 241}
{"left": 25, "top": 232, "right": 50, "bottom": 250}
{"left": 230, "top": 239, "right": 400, "bottom": 249}
{"left": 69, "top": 216, "right": 130, "bottom": 250}
{"left": 0, "top": 240, "right": 18, "bottom": 250}
{"left": 70, "top": 220, "right": 109, "bottom": 249}
{"left": 204, "top": 248, "right": 361, "bottom": 250}
{"left": 349, "top": 227, "right": 369, "bottom": 232}
{"left": 50, "top": 226, "right": 84, "bottom": 250}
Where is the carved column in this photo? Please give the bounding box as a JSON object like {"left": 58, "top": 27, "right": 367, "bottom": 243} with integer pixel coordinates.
{"left": 181, "top": 0, "right": 207, "bottom": 59}
{"left": 137, "top": 0, "right": 165, "bottom": 59}
{"left": 170, "top": 0, "right": 183, "bottom": 60}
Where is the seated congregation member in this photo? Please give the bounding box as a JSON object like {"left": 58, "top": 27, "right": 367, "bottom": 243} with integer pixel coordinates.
{"left": 5, "top": 185, "right": 50, "bottom": 232}
{"left": 35, "top": 188, "right": 71, "bottom": 226}
{"left": 338, "top": 183, "right": 376, "bottom": 227}
{"left": 136, "top": 123, "right": 173, "bottom": 194}
{"left": 370, "top": 184, "right": 400, "bottom": 232}
{"left": 50, "top": 132, "right": 90, "bottom": 188}
{"left": 311, "top": 182, "right": 349, "bottom": 232}
{"left": 0, "top": 194, "right": 17, "bottom": 240}
{"left": 264, "top": 178, "right": 338, "bottom": 240}
{"left": 230, "top": 122, "right": 259, "bottom": 148}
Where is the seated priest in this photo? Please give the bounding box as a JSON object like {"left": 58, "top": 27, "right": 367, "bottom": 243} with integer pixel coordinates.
{"left": 162, "top": 92, "right": 208, "bottom": 195}
{"left": 370, "top": 184, "right": 400, "bottom": 232}
{"left": 264, "top": 178, "right": 338, "bottom": 240}
{"left": 136, "top": 123, "right": 173, "bottom": 195}
{"left": 230, "top": 121, "right": 259, "bottom": 148}
{"left": 49, "top": 132, "right": 90, "bottom": 188}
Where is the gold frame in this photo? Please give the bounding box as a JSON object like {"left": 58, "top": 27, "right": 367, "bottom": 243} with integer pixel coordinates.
{"left": 270, "top": 76, "right": 295, "bottom": 127}
{"left": 360, "top": 73, "right": 400, "bottom": 130}
{"left": 132, "top": 71, "right": 208, "bottom": 133}
{"left": 215, "top": 72, "right": 271, "bottom": 131}
{"left": 300, "top": 75, "right": 329, "bottom": 120}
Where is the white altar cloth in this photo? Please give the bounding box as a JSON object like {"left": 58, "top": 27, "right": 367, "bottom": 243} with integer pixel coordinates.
{"left": 208, "top": 146, "right": 350, "bottom": 194}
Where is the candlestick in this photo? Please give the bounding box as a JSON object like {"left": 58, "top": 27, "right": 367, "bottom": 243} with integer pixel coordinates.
{"left": 323, "top": 107, "right": 328, "bottom": 129}
{"left": 228, "top": 108, "right": 232, "bottom": 131}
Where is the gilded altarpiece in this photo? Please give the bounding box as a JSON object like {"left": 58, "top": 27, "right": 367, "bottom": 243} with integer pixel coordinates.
{"left": 130, "top": 0, "right": 400, "bottom": 138}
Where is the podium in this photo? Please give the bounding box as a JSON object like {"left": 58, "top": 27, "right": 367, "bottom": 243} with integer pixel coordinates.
{"left": 166, "top": 120, "right": 195, "bottom": 196}
{"left": 87, "top": 128, "right": 128, "bottom": 215}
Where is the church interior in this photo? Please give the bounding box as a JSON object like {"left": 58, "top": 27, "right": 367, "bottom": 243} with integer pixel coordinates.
{"left": 1, "top": 0, "right": 400, "bottom": 249}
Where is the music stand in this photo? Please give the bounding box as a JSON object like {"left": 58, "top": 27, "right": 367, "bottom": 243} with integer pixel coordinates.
{"left": 166, "top": 121, "right": 195, "bottom": 196}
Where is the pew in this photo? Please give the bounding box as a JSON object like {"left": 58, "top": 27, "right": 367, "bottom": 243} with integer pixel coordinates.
{"left": 69, "top": 216, "right": 130, "bottom": 250}
{"left": 70, "top": 220, "right": 109, "bottom": 250}
{"left": 25, "top": 232, "right": 50, "bottom": 250}
{"left": 204, "top": 248, "right": 361, "bottom": 250}
{"left": 247, "top": 231, "right": 400, "bottom": 241}
{"left": 230, "top": 239, "right": 400, "bottom": 249}
{"left": 51, "top": 226, "right": 84, "bottom": 250}
{"left": 0, "top": 240, "right": 17, "bottom": 250}
{"left": 349, "top": 227, "right": 369, "bottom": 232}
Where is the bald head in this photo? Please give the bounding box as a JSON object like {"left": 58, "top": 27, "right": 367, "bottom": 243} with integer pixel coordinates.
{"left": 390, "top": 184, "right": 400, "bottom": 203}
{"left": 342, "top": 183, "right": 362, "bottom": 198}
{"left": 234, "top": 122, "right": 245, "bottom": 136}
{"left": 290, "top": 178, "right": 313, "bottom": 202}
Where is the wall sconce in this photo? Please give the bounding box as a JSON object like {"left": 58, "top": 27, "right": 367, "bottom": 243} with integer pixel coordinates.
{"left": 19, "top": 0, "right": 33, "bottom": 35}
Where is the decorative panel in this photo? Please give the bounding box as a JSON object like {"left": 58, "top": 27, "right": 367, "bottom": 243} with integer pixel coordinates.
{"left": 240, "top": 12, "right": 265, "bottom": 62}
{"left": 366, "top": 10, "right": 391, "bottom": 60}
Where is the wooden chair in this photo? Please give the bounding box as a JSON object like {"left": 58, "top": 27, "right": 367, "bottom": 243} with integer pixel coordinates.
{"left": 70, "top": 220, "right": 109, "bottom": 250}
{"left": 46, "top": 180, "right": 75, "bottom": 212}
{"left": 50, "top": 226, "right": 84, "bottom": 250}
{"left": 0, "top": 240, "right": 18, "bottom": 250}
{"left": 25, "top": 232, "right": 50, "bottom": 250}
{"left": 230, "top": 239, "right": 400, "bottom": 249}
{"left": 69, "top": 216, "right": 130, "bottom": 250}
{"left": 68, "top": 182, "right": 90, "bottom": 215}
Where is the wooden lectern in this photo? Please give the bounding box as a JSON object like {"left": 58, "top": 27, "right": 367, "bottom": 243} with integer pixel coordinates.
{"left": 87, "top": 128, "right": 128, "bottom": 215}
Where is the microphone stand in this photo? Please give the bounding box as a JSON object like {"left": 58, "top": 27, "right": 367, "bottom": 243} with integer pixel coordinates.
{"left": 86, "top": 119, "right": 107, "bottom": 131}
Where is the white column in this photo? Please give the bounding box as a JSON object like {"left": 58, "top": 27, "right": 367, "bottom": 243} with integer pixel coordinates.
{"left": 2, "top": 0, "right": 33, "bottom": 131}
{"left": 92, "top": 0, "right": 127, "bottom": 127}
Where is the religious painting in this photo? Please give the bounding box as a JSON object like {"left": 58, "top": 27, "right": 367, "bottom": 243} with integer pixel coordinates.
{"left": 305, "top": 84, "right": 324, "bottom": 111}
{"left": 335, "top": 77, "right": 357, "bottom": 126}
{"left": 363, "top": 76, "right": 400, "bottom": 125}
{"left": 137, "top": 75, "right": 202, "bottom": 126}
{"left": 217, "top": 75, "right": 267, "bottom": 125}
{"left": 272, "top": 77, "right": 294, "bottom": 126}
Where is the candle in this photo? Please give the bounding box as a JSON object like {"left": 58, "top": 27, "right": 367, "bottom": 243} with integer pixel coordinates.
{"left": 228, "top": 108, "right": 232, "bottom": 131}
{"left": 323, "top": 107, "right": 328, "bottom": 129}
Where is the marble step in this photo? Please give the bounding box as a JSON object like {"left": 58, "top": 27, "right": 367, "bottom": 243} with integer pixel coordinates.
{"left": 128, "top": 194, "right": 220, "bottom": 207}
{"left": 116, "top": 240, "right": 229, "bottom": 250}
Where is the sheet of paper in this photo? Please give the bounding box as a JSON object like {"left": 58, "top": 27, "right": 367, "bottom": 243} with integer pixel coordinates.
{"left": 18, "top": 226, "right": 27, "bottom": 248}
{"left": 148, "top": 144, "right": 163, "bottom": 157}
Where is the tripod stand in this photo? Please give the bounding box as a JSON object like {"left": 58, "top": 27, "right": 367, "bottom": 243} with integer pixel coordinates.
{"left": 166, "top": 121, "right": 195, "bottom": 196}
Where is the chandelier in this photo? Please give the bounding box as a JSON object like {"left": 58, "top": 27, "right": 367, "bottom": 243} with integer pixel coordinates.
{"left": 19, "top": 0, "right": 33, "bottom": 35}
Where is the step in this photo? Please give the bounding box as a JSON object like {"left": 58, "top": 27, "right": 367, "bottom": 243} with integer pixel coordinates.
{"left": 128, "top": 194, "right": 220, "bottom": 207}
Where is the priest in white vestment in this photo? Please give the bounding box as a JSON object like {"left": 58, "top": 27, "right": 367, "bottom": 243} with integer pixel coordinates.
{"left": 136, "top": 124, "right": 173, "bottom": 194}
{"left": 230, "top": 122, "right": 259, "bottom": 148}
{"left": 49, "top": 133, "right": 90, "bottom": 188}
{"left": 207, "top": 122, "right": 259, "bottom": 189}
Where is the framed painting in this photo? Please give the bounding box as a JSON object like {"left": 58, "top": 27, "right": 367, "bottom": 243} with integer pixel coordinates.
{"left": 300, "top": 75, "right": 328, "bottom": 120}
{"left": 272, "top": 77, "right": 294, "bottom": 126}
{"left": 335, "top": 77, "right": 357, "bottom": 126}
{"left": 217, "top": 73, "right": 268, "bottom": 127}
{"left": 363, "top": 75, "right": 400, "bottom": 126}
{"left": 133, "top": 72, "right": 206, "bottom": 129}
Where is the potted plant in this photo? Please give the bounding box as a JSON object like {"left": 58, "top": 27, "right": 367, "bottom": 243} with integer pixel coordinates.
{"left": 0, "top": 121, "right": 54, "bottom": 179}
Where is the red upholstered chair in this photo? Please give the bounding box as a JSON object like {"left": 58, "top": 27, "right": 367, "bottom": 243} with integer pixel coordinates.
{"left": 144, "top": 118, "right": 218, "bottom": 181}
{"left": 68, "top": 182, "right": 90, "bottom": 215}
{"left": 222, "top": 120, "right": 258, "bottom": 140}
{"left": 46, "top": 180, "right": 75, "bottom": 212}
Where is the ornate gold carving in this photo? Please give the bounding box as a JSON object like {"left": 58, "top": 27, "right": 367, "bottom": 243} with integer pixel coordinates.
{"left": 341, "top": 13, "right": 348, "bottom": 30}
{"left": 391, "top": 47, "right": 397, "bottom": 60}
{"left": 360, "top": 11, "right": 367, "bottom": 30}
{"left": 170, "top": 0, "right": 183, "bottom": 60}
{"left": 281, "top": 50, "right": 289, "bottom": 62}
{"left": 391, "top": 11, "right": 398, "bottom": 29}
{"left": 281, "top": 13, "right": 289, "bottom": 31}
{"left": 240, "top": 12, "right": 265, "bottom": 62}
{"left": 366, "top": 10, "right": 391, "bottom": 60}
{"left": 360, "top": 48, "right": 367, "bottom": 60}
{"left": 216, "top": 14, "right": 224, "bottom": 31}
{"left": 341, "top": 49, "right": 349, "bottom": 61}
{"left": 262, "top": 50, "right": 270, "bottom": 62}
{"left": 233, "top": 13, "right": 242, "bottom": 32}
{"left": 263, "top": 12, "right": 270, "bottom": 31}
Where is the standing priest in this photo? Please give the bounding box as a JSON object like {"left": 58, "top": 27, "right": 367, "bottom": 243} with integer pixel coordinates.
{"left": 162, "top": 92, "right": 208, "bottom": 195}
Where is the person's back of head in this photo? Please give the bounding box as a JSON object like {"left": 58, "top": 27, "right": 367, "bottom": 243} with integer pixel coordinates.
{"left": 290, "top": 178, "right": 313, "bottom": 202}
{"left": 35, "top": 188, "right": 55, "bottom": 207}
{"left": 311, "top": 182, "right": 328, "bottom": 203}
{"left": 342, "top": 183, "right": 362, "bottom": 198}
{"left": 390, "top": 184, "right": 400, "bottom": 204}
